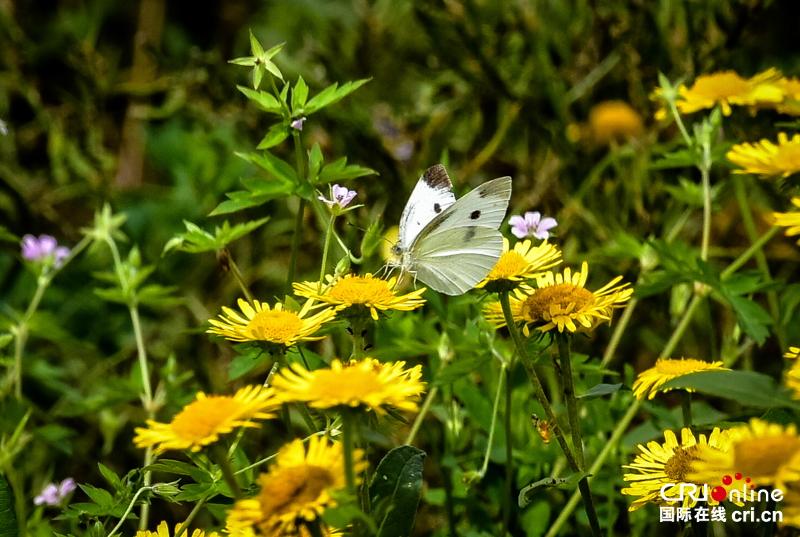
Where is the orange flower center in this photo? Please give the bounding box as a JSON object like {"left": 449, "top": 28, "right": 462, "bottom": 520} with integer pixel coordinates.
{"left": 691, "top": 72, "right": 749, "bottom": 99}
{"left": 257, "top": 465, "right": 335, "bottom": 519}
{"left": 245, "top": 310, "right": 302, "bottom": 342}
{"left": 665, "top": 445, "right": 700, "bottom": 483}
{"left": 171, "top": 396, "right": 239, "bottom": 441}
{"left": 329, "top": 277, "right": 394, "bottom": 304}
{"left": 521, "top": 283, "right": 594, "bottom": 321}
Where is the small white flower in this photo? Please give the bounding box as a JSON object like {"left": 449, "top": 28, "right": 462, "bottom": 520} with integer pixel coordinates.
{"left": 509, "top": 212, "right": 558, "bottom": 240}
{"left": 318, "top": 184, "right": 357, "bottom": 209}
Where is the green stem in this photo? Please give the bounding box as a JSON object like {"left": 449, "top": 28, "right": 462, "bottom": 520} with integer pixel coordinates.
{"left": 11, "top": 276, "right": 46, "bottom": 399}
{"left": 175, "top": 496, "right": 207, "bottom": 537}
{"left": 108, "top": 485, "right": 155, "bottom": 537}
{"left": 350, "top": 318, "right": 367, "bottom": 361}
{"left": 130, "top": 301, "right": 155, "bottom": 531}
{"left": 210, "top": 443, "right": 243, "bottom": 501}
{"left": 477, "top": 363, "right": 506, "bottom": 478}
{"left": 318, "top": 213, "right": 335, "bottom": 292}
{"left": 287, "top": 198, "right": 306, "bottom": 293}
{"left": 498, "top": 292, "right": 578, "bottom": 471}
{"left": 555, "top": 334, "right": 585, "bottom": 470}
{"left": 721, "top": 226, "right": 782, "bottom": 278}
{"left": 405, "top": 385, "right": 438, "bottom": 446}
{"left": 227, "top": 254, "right": 255, "bottom": 306}
{"left": 699, "top": 149, "right": 712, "bottom": 262}
{"left": 733, "top": 175, "right": 785, "bottom": 348}
{"left": 341, "top": 410, "right": 360, "bottom": 535}
{"left": 667, "top": 98, "right": 693, "bottom": 147}
{"left": 680, "top": 391, "right": 693, "bottom": 428}
{"left": 601, "top": 297, "right": 637, "bottom": 368}
{"left": 502, "top": 365, "right": 513, "bottom": 537}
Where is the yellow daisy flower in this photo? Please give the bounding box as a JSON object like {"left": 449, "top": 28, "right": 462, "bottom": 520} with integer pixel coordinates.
{"left": 771, "top": 197, "right": 800, "bottom": 244}
{"left": 134, "top": 385, "right": 280, "bottom": 455}
{"left": 654, "top": 69, "right": 784, "bottom": 119}
{"left": 622, "top": 427, "right": 732, "bottom": 511}
{"left": 728, "top": 134, "right": 800, "bottom": 178}
{"left": 272, "top": 358, "right": 425, "bottom": 415}
{"left": 483, "top": 261, "right": 632, "bottom": 334}
{"left": 475, "top": 238, "right": 561, "bottom": 292}
{"left": 136, "top": 521, "right": 218, "bottom": 537}
{"left": 293, "top": 273, "right": 426, "bottom": 321}
{"left": 225, "top": 435, "right": 362, "bottom": 537}
{"left": 690, "top": 418, "right": 800, "bottom": 489}
{"left": 632, "top": 357, "right": 730, "bottom": 400}
{"left": 784, "top": 348, "right": 800, "bottom": 398}
{"left": 787, "top": 347, "right": 800, "bottom": 359}
{"left": 208, "top": 298, "right": 337, "bottom": 346}
{"left": 772, "top": 76, "right": 800, "bottom": 115}
{"left": 567, "top": 100, "right": 645, "bottom": 145}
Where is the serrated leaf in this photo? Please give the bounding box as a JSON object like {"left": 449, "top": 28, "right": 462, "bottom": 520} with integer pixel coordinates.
{"left": 369, "top": 446, "right": 426, "bottom": 537}
{"left": 305, "top": 78, "right": 370, "bottom": 114}
{"left": 236, "top": 151, "right": 298, "bottom": 185}
{"left": 292, "top": 76, "right": 309, "bottom": 111}
{"left": 724, "top": 294, "right": 772, "bottom": 345}
{"left": 658, "top": 370, "right": 800, "bottom": 410}
{"left": 175, "top": 482, "right": 219, "bottom": 502}
{"left": 0, "top": 473, "right": 18, "bottom": 537}
{"left": 257, "top": 124, "right": 290, "bottom": 149}
{"left": 577, "top": 383, "right": 624, "bottom": 400}
{"left": 318, "top": 157, "right": 377, "bottom": 185}
{"left": 146, "top": 460, "right": 212, "bottom": 483}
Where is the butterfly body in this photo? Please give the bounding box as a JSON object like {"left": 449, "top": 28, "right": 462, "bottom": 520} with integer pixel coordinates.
{"left": 390, "top": 164, "right": 512, "bottom": 295}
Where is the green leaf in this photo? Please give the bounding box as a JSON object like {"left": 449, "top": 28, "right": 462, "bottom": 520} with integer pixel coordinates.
{"left": 236, "top": 151, "right": 299, "bottom": 185}
{"left": 518, "top": 473, "right": 589, "bottom": 508}
{"left": 292, "top": 76, "right": 309, "bottom": 111}
{"left": 236, "top": 86, "right": 282, "bottom": 114}
{"left": 318, "top": 157, "right": 377, "bottom": 185}
{"left": 163, "top": 218, "right": 270, "bottom": 256}
{"left": 98, "top": 464, "right": 121, "bottom": 491}
{"left": 0, "top": 473, "right": 18, "bottom": 537}
{"left": 78, "top": 484, "right": 115, "bottom": 509}
{"left": 369, "top": 446, "right": 426, "bottom": 537}
{"left": 209, "top": 191, "right": 263, "bottom": 216}
{"left": 723, "top": 294, "right": 772, "bottom": 345}
{"left": 248, "top": 30, "right": 264, "bottom": 57}
{"left": 257, "top": 124, "right": 290, "bottom": 149}
{"left": 305, "top": 79, "right": 370, "bottom": 115}
{"left": 146, "top": 460, "right": 212, "bottom": 484}
{"left": 658, "top": 370, "right": 800, "bottom": 410}
{"left": 228, "top": 347, "right": 269, "bottom": 381}
{"left": 308, "top": 143, "right": 324, "bottom": 180}
{"left": 577, "top": 383, "right": 624, "bottom": 400}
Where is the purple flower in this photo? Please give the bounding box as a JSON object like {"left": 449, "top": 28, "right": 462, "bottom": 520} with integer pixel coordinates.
{"left": 21, "top": 234, "right": 71, "bottom": 268}
{"left": 290, "top": 117, "right": 306, "bottom": 131}
{"left": 34, "top": 478, "right": 76, "bottom": 506}
{"left": 319, "top": 185, "right": 357, "bottom": 209}
{"left": 509, "top": 212, "right": 558, "bottom": 240}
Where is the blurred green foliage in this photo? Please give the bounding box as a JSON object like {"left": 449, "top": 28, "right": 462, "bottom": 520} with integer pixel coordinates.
{"left": 2, "top": 0, "right": 800, "bottom": 536}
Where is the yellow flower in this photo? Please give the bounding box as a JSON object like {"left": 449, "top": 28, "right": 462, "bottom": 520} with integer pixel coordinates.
{"left": 208, "top": 299, "right": 337, "bottom": 346}
{"left": 689, "top": 418, "right": 800, "bottom": 489}
{"left": 771, "top": 197, "right": 800, "bottom": 244}
{"left": 133, "top": 386, "right": 280, "bottom": 455}
{"left": 272, "top": 358, "right": 425, "bottom": 415}
{"left": 728, "top": 134, "right": 800, "bottom": 178}
{"left": 773, "top": 76, "right": 800, "bottom": 115}
{"left": 632, "top": 357, "right": 730, "bottom": 400}
{"left": 483, "top": 261, "right": 632, "bottom": 334}
{"left": 224, "top": 435, "right": 361, "bottom": 537}
{"left": 136, "top": 521, "right": 218, "bottom": 537}
{"left": 293, "top": 274, "right": 425, "bottom": 321}
{"left": 654, "top": 69, "right": 784, "bottom": 119}
{"left": 568, "top": 100, "right": 645, "bottom": 145}
{"left": 785, "top": 347, "right": 800, "bottom": 398}
{"left": 622, "top": 427, "right": 731, "bottom": 511}
{"left": 475, "top": 238, "right": 561, "bottom": 292}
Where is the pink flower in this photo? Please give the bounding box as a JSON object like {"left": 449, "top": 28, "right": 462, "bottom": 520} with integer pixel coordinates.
{"left": 21, "top": 234, "right": 71, "bottom": 268}
{"left": 290, "top": 117, "right": 306, "bottom": 131}
{"left": 319, "top": 184, "right": 357, "bottom": 209}
{"left": 509, "top": 212, "right": 557, "bottom": 240}
{"left": 34, "top": 478, "right": 76, "bottom": 506}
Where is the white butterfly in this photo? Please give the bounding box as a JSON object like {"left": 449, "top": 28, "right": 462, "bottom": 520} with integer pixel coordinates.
{"left": 389, "top": 164, "right": 512, "bottom": 295}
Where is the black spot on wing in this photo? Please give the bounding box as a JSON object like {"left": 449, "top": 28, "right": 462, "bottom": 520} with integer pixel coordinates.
{"left": 470, "top": 210, "right": 481, "bottom": 220}
{"left": 464, "top": 226, "right": 476, "bottom": 241}
{"left": 422, "top": 164, "right": 453, "bottom": 190}
{"left": 434, "top": 203, "right": 442, "bottom": 213}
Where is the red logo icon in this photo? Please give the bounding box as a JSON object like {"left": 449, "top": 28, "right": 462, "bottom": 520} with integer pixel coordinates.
{"left": 711, "top": 472, "right": 753, "bottom": 502}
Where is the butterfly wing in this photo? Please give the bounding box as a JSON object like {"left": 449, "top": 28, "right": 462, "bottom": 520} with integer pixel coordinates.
{"left": 407, "top": 176, "right": 512, "bottom": 295}
{"left": 397, "top": 164, "right": 457, "bottom": 250}
{"left": 412, "top": 226, "right": 504, "bottom": 295}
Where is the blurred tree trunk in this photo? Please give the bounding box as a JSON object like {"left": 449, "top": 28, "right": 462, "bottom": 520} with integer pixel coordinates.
{"left": 114, "top": 0, "right": 164, "bottom": 189}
